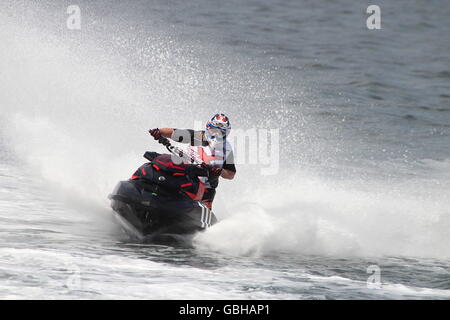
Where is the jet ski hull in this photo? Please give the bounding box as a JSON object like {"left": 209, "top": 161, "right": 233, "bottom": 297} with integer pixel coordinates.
{"left": 109, "top": 180, "right": 217, "bottom": 240}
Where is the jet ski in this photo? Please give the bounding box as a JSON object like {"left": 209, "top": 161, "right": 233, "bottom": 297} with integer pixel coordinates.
{"left": 109, "top": 137, "right": 217, "bottom": 242}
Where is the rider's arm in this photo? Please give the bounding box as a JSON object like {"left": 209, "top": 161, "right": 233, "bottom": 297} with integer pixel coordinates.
{"left": 159, "top": 128, "right": 196, "bottom": 143}
{"left": 159, "top": 128, "right": 174, "bottom": 138}
{"left": 221, "top": 169, "right": 235, "bottom": 180}
{"left": 221, "top": 151, "right": 236, "bottom": 180}
{"left": 172, "top": 129, "right": 201, "bottom": 145}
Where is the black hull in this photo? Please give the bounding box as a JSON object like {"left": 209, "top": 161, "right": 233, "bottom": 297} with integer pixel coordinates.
{"left": 109, "top": 180, "right": 217, "bottom": 240}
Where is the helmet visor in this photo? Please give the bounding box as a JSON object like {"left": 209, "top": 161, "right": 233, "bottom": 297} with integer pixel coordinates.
{"left": 207, "top": 124, "right": 226, "bottom": 137}
{"left": 206, "top": 124, "right": 227, "bottom": 144}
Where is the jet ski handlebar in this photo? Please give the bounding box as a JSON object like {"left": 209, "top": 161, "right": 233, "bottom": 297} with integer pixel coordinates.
{"left": 157, "top": 137, "right": 206, "bottom": 167}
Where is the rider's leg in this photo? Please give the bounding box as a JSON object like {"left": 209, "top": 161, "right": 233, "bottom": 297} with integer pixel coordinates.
{"left": 201, "top": 188, "right": 216, "bottom": 209}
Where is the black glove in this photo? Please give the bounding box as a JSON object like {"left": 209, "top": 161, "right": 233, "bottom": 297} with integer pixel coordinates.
{"left": 149, "top": 128, "right": 162, "bottom": 140}
{"left": 201, "top": 164, "right": 222, "bottom": 177}
{"left": 209, "top": 165, "right": 223, "bottom": 177}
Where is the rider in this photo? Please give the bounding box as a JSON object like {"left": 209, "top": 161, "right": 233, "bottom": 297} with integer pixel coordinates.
{"left": 149, "top": 113, "right": 236, "bottom": 209}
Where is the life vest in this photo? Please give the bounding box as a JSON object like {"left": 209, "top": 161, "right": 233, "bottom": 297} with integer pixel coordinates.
{"left": 188, "top": 140, "right": 233, "bottom": 189}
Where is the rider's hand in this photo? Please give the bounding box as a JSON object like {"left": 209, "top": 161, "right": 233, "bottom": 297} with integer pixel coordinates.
{"left": 160, "top": 138, "right": 171, "bottom": 146}
{"left": 149, "top": 128, "right": 162, "bottom": 140}
{"left": 209, "top": 165, "right": 223, "bottom": 177}
{"left": 200, "top": 164, "right": 222, "bottom": 177}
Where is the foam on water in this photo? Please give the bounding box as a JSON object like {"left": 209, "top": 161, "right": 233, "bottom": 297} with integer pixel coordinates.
{"left": 195, "top": 173, "right": 450, "bottom": 259}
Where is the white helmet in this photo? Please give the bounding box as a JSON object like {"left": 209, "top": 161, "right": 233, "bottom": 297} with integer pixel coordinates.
{"left": 205, "top": 113, "right": 231, "bottom": 144}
